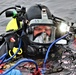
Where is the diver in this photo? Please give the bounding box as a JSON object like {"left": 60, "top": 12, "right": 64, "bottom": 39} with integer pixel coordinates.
{"left": 0, "top": 4, "right": 69, "bottom": 73}
{"left": 23, "top": 4, "right": 56, "bottom": 57}
{"left": 1, "top": 4, "right": 62, "bottom": 61}
{"left": 0, "top": 4, "right": 76, "bottom": 75}
{"left": 22, "top": 4, "right": 64, "bottom": 72}
{"left": 0, "top": 4, "right": 63, "bottom": 60}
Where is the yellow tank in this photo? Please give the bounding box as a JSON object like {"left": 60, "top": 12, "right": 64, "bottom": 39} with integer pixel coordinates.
{"left": 6, "top": 18, "right": 22, "bottom": 31}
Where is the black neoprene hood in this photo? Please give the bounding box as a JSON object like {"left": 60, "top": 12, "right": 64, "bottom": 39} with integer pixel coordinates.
{"left": 25, "top": 4, "right": 52, "bottom": 21}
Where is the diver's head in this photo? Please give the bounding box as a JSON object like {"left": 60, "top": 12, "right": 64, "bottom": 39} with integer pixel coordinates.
{"left": 24, "top": 4, "right": 56, "bottom": 56}
{"left": 25, "top": 4, "right": 56, "bottom": 44}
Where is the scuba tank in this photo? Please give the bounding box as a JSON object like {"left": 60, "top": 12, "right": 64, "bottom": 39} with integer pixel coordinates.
{"left": 0, "top": 5, "right": 26, "bottom": 59}
{"left": 5, "top": 5, "right": 26, "bottom": 31}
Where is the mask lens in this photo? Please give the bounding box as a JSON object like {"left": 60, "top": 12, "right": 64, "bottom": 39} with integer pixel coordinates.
{"left": 27, "top": 24, "right": 56, "bottom": 44}
{"left": 34, "top": 25, "right": 52, "bottom": 37}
